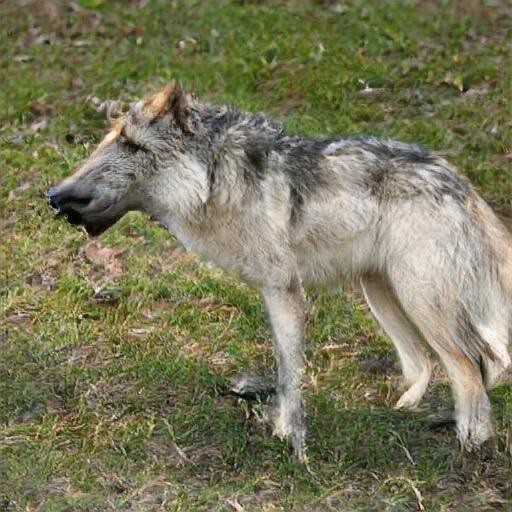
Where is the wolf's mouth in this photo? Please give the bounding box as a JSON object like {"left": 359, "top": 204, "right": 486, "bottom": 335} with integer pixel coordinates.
{"left": 55, "top": 205, "right": 121, "bottom": 237}
{"left": 82, "top": 217, "right": 120, "bottom": 236}
{"left": 57, "top": 207, "right": 83, "bottom": 226}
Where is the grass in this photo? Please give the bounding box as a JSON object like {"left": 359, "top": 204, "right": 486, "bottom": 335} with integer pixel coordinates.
{"left": 1, "top": 0, "right": 511, "bottom": 510}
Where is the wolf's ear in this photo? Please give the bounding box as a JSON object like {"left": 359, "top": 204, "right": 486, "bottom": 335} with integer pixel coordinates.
{"left": 144, "top": 81, "right": 191, "bottom": 133}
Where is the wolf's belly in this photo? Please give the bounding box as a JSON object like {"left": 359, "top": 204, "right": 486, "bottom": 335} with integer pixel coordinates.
{"left": 295, "top": 233, "right": 379, "bottom": 287}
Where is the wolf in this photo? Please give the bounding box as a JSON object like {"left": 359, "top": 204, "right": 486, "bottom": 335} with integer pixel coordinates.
{"left": 48, "top": 82, "right": 512, "bottom": 460}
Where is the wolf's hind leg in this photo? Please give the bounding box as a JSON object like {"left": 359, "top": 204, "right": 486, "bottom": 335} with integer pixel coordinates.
{"left": 424, "top": 334, "right": 493, "bottom": 448}
{"left": 262, "top": 279, "right": 307, "bottom": 461}
{"left": 391, "top": 290, "right": 494, "bottom": 448}
{"left": 360, "top": 274, "right": 432, "bottom": 410}
{"left": 443, "top": 352, "right": 493, "bottom": 449}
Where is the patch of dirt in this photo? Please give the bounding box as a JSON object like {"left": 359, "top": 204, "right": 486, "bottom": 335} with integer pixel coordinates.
{"left": 82, "top": 379, "right": 136, "bottom": 412}
{"left": 121, "top": 477, "right": 177, "bottom": 511}
{"left": 147, "top": 441, "right": 191, "bottom": 467}
{"left": 56, "top": 342, "right": 108, "bottom": 368}
{"left": 188, "top": 444, "right": 223, "bottom": 466}
{"left": 81, "top": 239, "right": 125, "bottom": 286}
{"left": 5, "top": 312, "right": 31, "bottom": 325}
{"left": 357, "top": 354, "right": 398, "bottom": 377}
{"left": 234, "top": 484, "right": 282, "bottom": 511}
{"left": 25, "top": 266, "right": 58, "bottom": 290}
{"left": 432, "top": 453, "right": 511, "bottom": 510}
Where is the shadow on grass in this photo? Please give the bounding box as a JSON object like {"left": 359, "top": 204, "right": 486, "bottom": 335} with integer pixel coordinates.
{"left": 1, "top": 339, "right": 510, "bottom": 509}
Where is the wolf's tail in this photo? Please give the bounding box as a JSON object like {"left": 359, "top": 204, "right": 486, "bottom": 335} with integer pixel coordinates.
{"left": 470, "top": 199, "right": 512, "bottom": 388}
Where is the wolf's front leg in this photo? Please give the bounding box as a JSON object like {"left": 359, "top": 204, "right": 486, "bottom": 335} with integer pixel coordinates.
{"left": 262, "top": 280, "right": 306, "bottom": 461}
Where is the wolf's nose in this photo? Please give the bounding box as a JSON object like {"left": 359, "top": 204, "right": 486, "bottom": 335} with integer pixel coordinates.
{"left": 47, "top": 187, "right": 60, "bottom": 209}
{"left": 47, "top": 186, "right": 92, "bottom": 210}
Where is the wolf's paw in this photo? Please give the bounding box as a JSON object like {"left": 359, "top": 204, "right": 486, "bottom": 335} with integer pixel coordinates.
{"left": 394, "top": 386, "right": 423, "bottom": 410}
{"left": 272, "top": 406, "right": 307, "bottom": 462}
{"left": 457, "top": 417, "right": 494, "bottom": 451}
{"left": 394, "top": 370, "right": 431, "bottom": 411}
{"left": 456, "top": 395, "right": 494, "bottom": 450}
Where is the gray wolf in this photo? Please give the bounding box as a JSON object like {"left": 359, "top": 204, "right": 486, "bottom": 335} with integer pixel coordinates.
{"left": 48, "top": 82, "right": 512, "bottom": 460}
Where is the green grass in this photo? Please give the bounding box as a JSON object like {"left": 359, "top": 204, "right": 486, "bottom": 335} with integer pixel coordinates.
{"left": 1, "top": 0, "right": 511, "bottom": 510}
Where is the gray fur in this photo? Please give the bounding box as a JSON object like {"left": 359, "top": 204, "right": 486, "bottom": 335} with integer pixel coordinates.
{"left": 49, "top": 82, "right": 512, "bottom": 458}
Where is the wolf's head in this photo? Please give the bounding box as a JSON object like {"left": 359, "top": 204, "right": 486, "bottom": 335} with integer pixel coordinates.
{"left": 48, "top": 82, "right": 208, "bottom": 236}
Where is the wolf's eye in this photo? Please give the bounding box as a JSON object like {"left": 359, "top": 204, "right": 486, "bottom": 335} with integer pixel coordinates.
{"left": 123, "top": 138, "right": 141, "bottom": 151}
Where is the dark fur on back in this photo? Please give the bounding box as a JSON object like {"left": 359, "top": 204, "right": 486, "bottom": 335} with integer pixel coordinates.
{"left": 200, "top": 106, "right": 334, "bottom": 219}
{"left": 323, "top": 136, "right": 471, "bottom": 204}
{"left": 196, "top": 107, "right": 471, "bottom": 218}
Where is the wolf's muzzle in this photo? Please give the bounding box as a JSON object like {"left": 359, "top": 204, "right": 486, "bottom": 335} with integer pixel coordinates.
{"left": 47, "top": 186, "right": 92, "bottom": 226}
{"left": 48, "top": 185, "right": 121, "bottom": 236}
{"left": 48, "top": 186, "right": 92, "bottom": 210}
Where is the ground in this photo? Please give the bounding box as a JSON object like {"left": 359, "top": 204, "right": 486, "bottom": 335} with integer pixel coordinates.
{"left": 0, "top": 1, "right": 511, "bottom": 511}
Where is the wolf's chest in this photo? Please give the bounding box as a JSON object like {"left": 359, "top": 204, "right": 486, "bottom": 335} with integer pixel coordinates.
{"left": 162, "top": 214, "right": 250, "bottom": 275}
